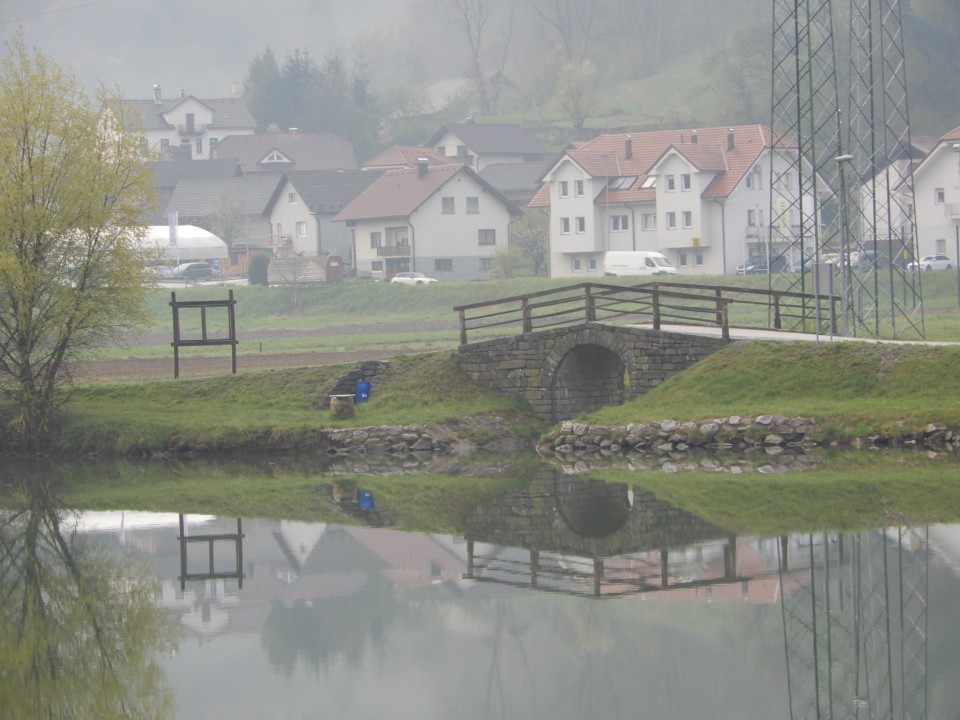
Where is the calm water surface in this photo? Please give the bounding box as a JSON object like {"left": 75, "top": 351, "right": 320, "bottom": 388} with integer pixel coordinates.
{"left": 3, "top": 465, "right": 959, "bottom": 719}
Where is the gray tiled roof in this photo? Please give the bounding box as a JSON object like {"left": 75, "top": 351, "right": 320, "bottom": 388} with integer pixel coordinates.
{"left": 121, "top": 96, "right": 256, "bottom": 131}
{"left": 283, "top": 170, "right": 384, "bottom": 214}
{"left": 166, "top": 173, "right": 286, "bottom": 217}
{"left": 150, "top": 159, "right": 242, "bottom": 189}
{"left": 425, "top": 123, "right": 546, "bottom": 155}
{"left": 211, "top": 132, "right": 358, "bottom": 172}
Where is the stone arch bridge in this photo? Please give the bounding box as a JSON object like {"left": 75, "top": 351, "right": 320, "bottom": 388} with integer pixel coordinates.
{"left": 454, "top": 280, "right": 840, "bottom": 422}
{"left": 458, "top": 322, "right": 728, "bottom": 422}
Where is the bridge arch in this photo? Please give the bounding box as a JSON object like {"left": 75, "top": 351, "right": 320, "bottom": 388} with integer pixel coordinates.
{"left": 543, "top": 327, "right": 641, "bottom": 422}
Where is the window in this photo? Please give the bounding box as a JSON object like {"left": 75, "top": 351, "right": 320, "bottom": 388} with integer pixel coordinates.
{"left": 442, "top": 197, "right": 455, "bottom": 214}
{"left": 371, "top": 261, "right": 383, "bottom": 272}
{"left": 611, "top": 215, "right": 629, "bottom": 231}
{"left": 747, "top": 209, "right": 756, "bottom": 226}
{"left": 681, "top": 173, "right": 691, "bottom": 191}
{"left": 195, "top": 138, "right": 202, "bottom": 155}
{"left": 560, "top": 217, "right": 570, "bottom": 234}
{"left": 478, "top": 229, "right": 496, "bottom": 245}
{"left": 571, "top": 256, "right": 582, "bottom": 272}
{"left": 575, "top": 216, "right": 586, "bottom": 233}
{"left": 937, "top": 238, "right": 947, "bottom": 253}
{"left": 466, "top": 196, "right": 479, "bottom": 214}
{"left": 746, "top": 173, "right": 754, "bottom": 189}
{"left": 210, "top": 138, "right": 218, "bottom": 150}
{"left": 575, "top": 180, "right": 584, "bottom": 197}
{"left": 695, "top": 253, "right": 704, "bottom": 266}
{"left": 457, "top": 145, "right": 468, "bottom": 157}
{"left": 296, "top": 221, "right": 307, "bottom": 237}
{"left": 435, "top": 258, "right": 453, "bottom": 272}
{"left": 678, "top": 252, "right": 688, "bottom": 267}
{"left": 641, "top": 213, "right": 656, "bottom": 230}
{"left": 608, "top": 176, "right": 638, "bottom": 190}
{"left": 588, "top": 257, "right": 597, "bottom": 271}
{"left": 264, "top": 150, "right": 287, "bottom": 163}
{"left": 558, "top": 181, "right": 569, "bottom": 198}
{"left": 479, "top": 257, "right": 493, "bottom": 271}
{"left": 682, "top": 211, "right": 693, "bottom": 228}
{"left": 935, "top": 188, "right": 945, "bottom": 205}
{"left": 665, "top": 175, "right": 676, "bottom": 191}
{"left": 370, "top": 231, "right": 381, "bottom": 249}
{"left": 288, "top": 192, "right": 297, "bottom": 204}
{"left": 666, "top": 212, "right": 677, "bottom": 229}
{"left": 185, "top": 113, "right": 195, "bottom": 132}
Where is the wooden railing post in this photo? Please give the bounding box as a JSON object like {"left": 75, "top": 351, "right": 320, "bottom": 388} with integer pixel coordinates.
{"left": 458, "top": 309, "right": 468, "bottom": 345}
{"left": 714, "top": 289, "right": 723, "bottom": 326}
{"left": 584, "top": 286, "right": 596, "bottom": 322}
{"left": 522, "top": 298, "right": 533, "bottom": 333}
{"left": 652, "top": 286, "right": 661, "bottom": 330}
{"left": 773, "top": 294, "right": 782, "bottom": 329}
{"left": 720, "top": 300, "right": 730, "bottom": 340}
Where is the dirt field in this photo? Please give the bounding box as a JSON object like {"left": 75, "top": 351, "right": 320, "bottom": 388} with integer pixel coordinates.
{"left": 73, "top": 320, "right": 459, "bottom": 381}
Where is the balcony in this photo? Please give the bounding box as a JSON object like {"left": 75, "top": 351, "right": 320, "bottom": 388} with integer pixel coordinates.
{"left": 270, "top": 234, "right": 293, "bottom": 247}
{"left": 944, "top": 202, "right": 960, "bottom": 220}
{"left": 377, "top": 245, "right": 411, "bottom": 257}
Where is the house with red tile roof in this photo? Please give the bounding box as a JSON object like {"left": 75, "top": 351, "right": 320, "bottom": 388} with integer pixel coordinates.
{"left": 529, "top": 125, "right": 806, "bottom": 277}
{"left": 334, "top": 161, "right": 520, "bottom": 281}
{"left": 361, "top": 145, "right": 450, "bottom": 172}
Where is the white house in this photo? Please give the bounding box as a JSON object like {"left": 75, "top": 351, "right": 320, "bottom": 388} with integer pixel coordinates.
{"left": 122, "top": 86, "right": 256, "bottom": 160}
{"left": 334, "top": 161, "right": 520, "bottom": 281}
{"left": 905, "top": 125, "right": 960, "bottom": 260}
{"left": 425, "top": 123, "right": 547, "bottom": 172}
{"left": 529, "top": 126, "right": 814, "bottom": 278}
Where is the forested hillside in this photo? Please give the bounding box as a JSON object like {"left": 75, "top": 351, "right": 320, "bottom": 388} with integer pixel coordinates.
{"left": 6, "top": 0, "right": 958, "bottom": 148}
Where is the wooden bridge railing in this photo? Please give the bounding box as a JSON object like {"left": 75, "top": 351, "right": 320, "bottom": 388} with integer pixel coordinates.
{"left": 453, "top": 281, "right": 839, "bottom": 345}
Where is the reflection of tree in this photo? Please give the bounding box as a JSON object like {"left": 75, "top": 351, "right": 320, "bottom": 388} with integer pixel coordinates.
{"left": 0, "top": 482, "right": 177, "bottom": 720}
{"left": 260, "top": 572, "right": 399, "bottom": 677}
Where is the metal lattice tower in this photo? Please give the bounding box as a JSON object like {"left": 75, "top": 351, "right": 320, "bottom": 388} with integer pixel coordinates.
{"left": 844, "top": 0, "right": 923, "bottom": 338}
{"left": 778, "top": 528, "right": 928, "bottom": 720}
{"left": 768, "top": 0, "right": 924, "bottom": 338}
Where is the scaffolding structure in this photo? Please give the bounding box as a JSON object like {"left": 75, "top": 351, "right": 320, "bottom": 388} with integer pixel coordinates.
{"left": 778, "top": 529, "right": 928, "bottom": 720}
{"left": 769, "top": 0, "right": 923, "bottom": 338}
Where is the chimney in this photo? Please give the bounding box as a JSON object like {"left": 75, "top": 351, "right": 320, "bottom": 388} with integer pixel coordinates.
{"left": 178, "top": 88, "right": 185, "bottom": 99}
{"left": 625, "top": 135, "right": 633, "bottom": 160}
{"left": 416, "top": 158, "right": 429, "bottom": 178}
{"left": 153, "top": 84, "right": 161, "bottom": 103}
{"left": 691, "top": 129, "right": 698, "bottom": 144}
{"left": 727, "top": 128, "right": 735, "bottom": 151}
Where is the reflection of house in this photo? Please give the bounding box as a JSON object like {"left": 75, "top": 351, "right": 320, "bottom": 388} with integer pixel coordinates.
{"left": 334, "top": 161, "right": 519, "bottom": 281}
{"left": 426, "top": 123, "right": 548, "bottom": 171}
{"left": 529, "top": 126, "right": 814, "bottom": 277}
{"left": 122, "top": 86, "right": 256, "bottom": 160}
{"left": 211, "top": 131, "right": 357, "bottom": 173}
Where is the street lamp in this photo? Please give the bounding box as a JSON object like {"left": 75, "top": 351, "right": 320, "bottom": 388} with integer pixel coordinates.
{"left": 835, "top": 153, "right": 854, "bottom": 336}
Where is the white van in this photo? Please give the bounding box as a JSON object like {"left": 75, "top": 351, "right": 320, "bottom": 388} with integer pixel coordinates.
{"left": 603, "top": 251, "right": 678, "bottom": 277}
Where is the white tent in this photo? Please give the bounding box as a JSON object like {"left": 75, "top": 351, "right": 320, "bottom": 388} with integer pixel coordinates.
{"left": 142, "top": 224, "right": 228, "bottom": 262}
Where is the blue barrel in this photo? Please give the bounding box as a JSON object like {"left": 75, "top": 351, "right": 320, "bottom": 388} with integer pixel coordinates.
{"left": 357, "top": 489, "right": 375, "bottom": 510}
{"left": 355, "top": 379, "right": 371, "bottom": 403}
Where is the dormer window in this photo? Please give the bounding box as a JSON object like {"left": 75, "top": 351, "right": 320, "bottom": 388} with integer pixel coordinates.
{"left": 264, "top": 150, "right": 289, "bottom": 163}
{"left": 607, "top": 176, "right": 638, "bottom": 190}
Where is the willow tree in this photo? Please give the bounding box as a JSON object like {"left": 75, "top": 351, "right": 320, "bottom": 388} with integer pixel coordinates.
{"left": 0, "top": 37, "right": 155, "bottom": 443}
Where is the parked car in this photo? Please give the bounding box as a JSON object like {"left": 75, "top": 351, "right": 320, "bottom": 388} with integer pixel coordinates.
{"left": 737, "top": 255, "right": 789, "bottom": 275}
{"left": 172, "top": 262, "right": 213, "bottom": 281}
{"left": 389, "top": 271, "right": 437, "bottom": 285}
{"left": 908, "top": 254, "right": 952, "bottom": 271}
